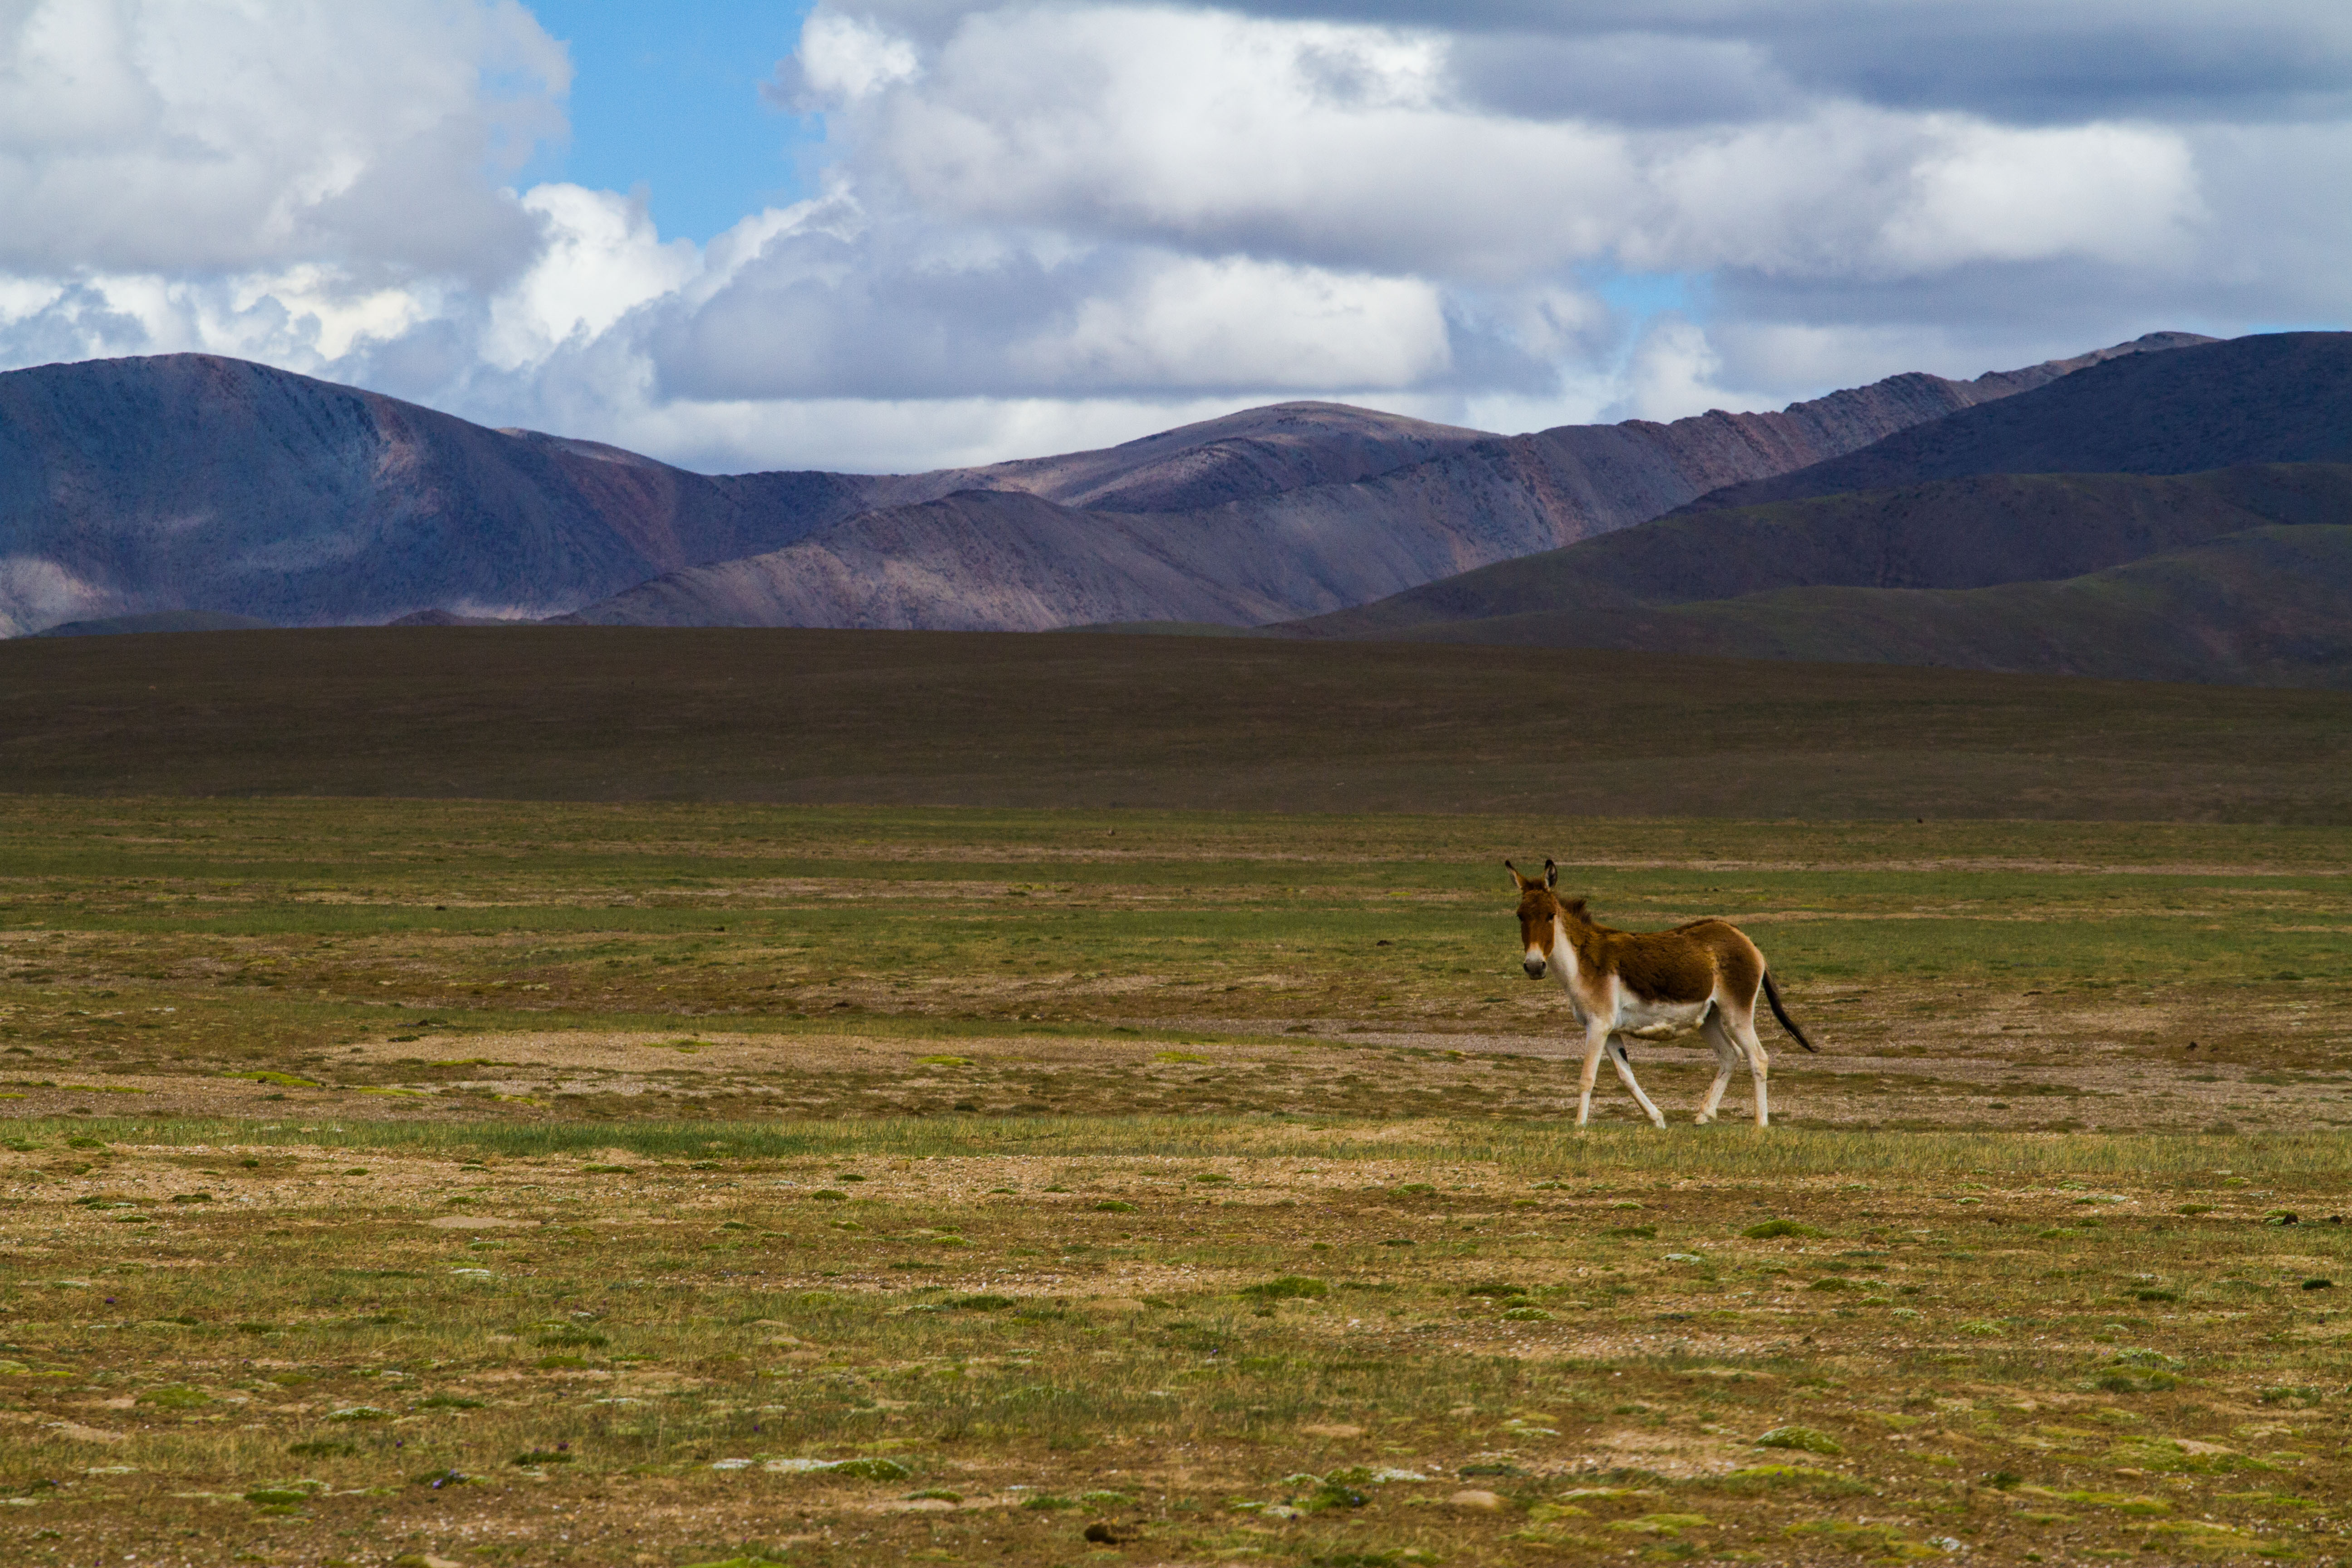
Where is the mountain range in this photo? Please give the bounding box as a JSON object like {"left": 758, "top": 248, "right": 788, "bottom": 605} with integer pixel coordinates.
{"left": 0, "top": 332, "right": 2198, "bottom": 639}
{"left": 5, "top": 328, "right": 2349, "bottom": 687}
{"left": 554, "top": 339, "right": 2192, "bottom": 632}
{"left": 1289, "top": 333, "right": 2352, "bottom": 686}
{"left": 1284, "top": 465, "right": 2352, "bottom": 685}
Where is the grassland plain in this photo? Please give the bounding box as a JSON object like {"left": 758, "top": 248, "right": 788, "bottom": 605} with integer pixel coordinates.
{"left": 5, "top": 627, "right": 2352, "bottom": 820}
{"left": 2, "top": 797, "right": 2350, "bottom": 1567}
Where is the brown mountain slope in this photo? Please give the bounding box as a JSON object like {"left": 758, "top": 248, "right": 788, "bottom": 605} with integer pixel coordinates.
{"left": 969, "top": 335, "right": 2190, "bottom": 519}
{"left": 952, "top": 400, "right": 1494, "bottom": 512}
{"left": 556, "top": 490, "right": 1280, "bottom": 632}
{"left": 1276, "top": 465, "right": 2352, "bottom": 687}
{"left": 1683, "top": 330, "right": 2352, "bottom": 513}
{"left": 1285, "top": 463, "right": 2352, "bottom": 640}
{"left": 0, "top": 354, "right": 923, "bottom": 636}
{"left": 0, "top": 360, "right": 1489, "bottom": 636}
{"left": 31, "top": 610, "right": 277, "bottom": 637}
{"left": 561, "top": 336, "right": 2204, "bottom": 631}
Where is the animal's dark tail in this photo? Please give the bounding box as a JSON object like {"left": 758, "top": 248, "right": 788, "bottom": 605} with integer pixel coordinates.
{"left": 1760, "top": 970, "right": 1818, "bottom": 1053}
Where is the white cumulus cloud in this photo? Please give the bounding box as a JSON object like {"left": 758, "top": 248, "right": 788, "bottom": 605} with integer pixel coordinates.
{"left": 0, "top": 0, "right": 2344, "bottom": 473}
{"left": 1879, "top": 119, "right": 2203, "bottom": 271}
{"left": 796, "top": 12, "right": 922, "bottom": 104}
{"left": 0, "top": 0, "right": 561, "bottom": 278}
{"left": 483, "top": 185, "right": 700, "bottom": 371}
{"left": 1016, "top": 255, "right": 1450, "bottom": 390}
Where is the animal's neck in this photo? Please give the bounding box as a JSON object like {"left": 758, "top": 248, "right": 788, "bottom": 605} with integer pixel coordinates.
{"left": 1548, "top": 924, "right": 1583, "bottom": 981}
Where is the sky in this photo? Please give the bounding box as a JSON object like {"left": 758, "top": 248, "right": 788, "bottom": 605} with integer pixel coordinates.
{"left": 1, "top": 1, "right": 2348, "bottom": 474}
{"left": 520, "top": 2, "right": 825, "bottom": 244}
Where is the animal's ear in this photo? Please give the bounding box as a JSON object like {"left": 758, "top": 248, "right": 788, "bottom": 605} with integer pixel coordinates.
{"left": 1504, "top": 858, "right": 1529, "bottom": 891}
{"left": 1543, "top": 858, "right": 1558, "bottom": 888}
{"left": 1564, "top": 897, "right": 1588, "bottom": 917}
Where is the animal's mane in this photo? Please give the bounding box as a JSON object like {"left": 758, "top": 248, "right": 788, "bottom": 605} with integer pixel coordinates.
{"left": 1519, "top": 888, "right": 1601, "bottom": 918}
{"left": 1558, "top": 897, "right": 1640, "bottom": 947}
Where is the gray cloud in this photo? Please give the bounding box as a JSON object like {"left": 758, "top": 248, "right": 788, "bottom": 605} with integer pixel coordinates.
{"left": 649, "top": 239, "right": 1560, "bottom": 403}
{"left": 1212, "top": 1, "right": 2352, "bottom": 123}
{"left": 1444, "top": 33, "right": 1798, "bottom": 128}
{"left": 0, "top": 0, "right": 562, "bottom": 279}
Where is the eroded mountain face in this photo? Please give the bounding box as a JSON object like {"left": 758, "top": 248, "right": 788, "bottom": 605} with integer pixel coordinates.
{"left": 0, "top": 355, "right": 908, "bottom": 637}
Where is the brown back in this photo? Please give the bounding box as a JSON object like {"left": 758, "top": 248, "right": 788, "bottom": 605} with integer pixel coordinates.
{"left": 1510, "top": 858, "right": 1761, "bottom": 1007}
{"left": 1569, "top": 918, "right": 1722, "bottom": 1004}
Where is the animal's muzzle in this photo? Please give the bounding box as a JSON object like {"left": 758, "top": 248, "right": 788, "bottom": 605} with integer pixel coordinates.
{"left": 1523, "top": 956, "right": 1547, "bottom": 980}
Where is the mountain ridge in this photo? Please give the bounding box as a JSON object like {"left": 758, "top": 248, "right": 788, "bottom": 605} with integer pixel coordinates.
{"left": 555, "top": 334, "right": 2207, "bottom": 632}
{"left": 0, "top": 353, "right": 922, "bottom": 636}
{"left": 1679, "top": 330, "right": 2352, "bottom": 514}
{"left": 1284, "top": 461, "right": 2352, "bottom": 641}
{"left": 1264, "top": 333, "right": 2352, "bottom": 687}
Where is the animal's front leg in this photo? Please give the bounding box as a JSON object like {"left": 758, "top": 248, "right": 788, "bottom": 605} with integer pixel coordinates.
{"left": 1606, "top": 1034, "right": 1667, "bottom": 1128}
{"left": 1574, "top": 1021, "right": 1610, "bottom": 1127}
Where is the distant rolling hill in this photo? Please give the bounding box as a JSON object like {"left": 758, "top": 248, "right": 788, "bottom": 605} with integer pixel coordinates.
{"left": 1282, "top": 464, "right": 2352, "bottom": 687}
{"left": 1292, "top": 464, "right": 2352, "bottom": 628}
{"left": 1311, "top": 525, "right": 2352, "bottom": 689}
{"left": 1682, "top": 330, "right": 2352, "bottom": 514}
{"left": 1607, "top": 525, "right": 2352, "bottom": 688}
{"left": 0, "top": 336, "right": 2194, "bottom": 636}
{"left": 1279, "top": 334, "right": 2352, "bottom": 688}
{"left": 31, "top": 610, "right": 277, "bottom": 637}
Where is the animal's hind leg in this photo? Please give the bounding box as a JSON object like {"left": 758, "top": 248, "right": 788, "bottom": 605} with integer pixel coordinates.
{"left": 1607, "top": 1033, "right": 1667, "bottom": 1129}
{"left": 1697, "top": 1009, "right": 1741, "bottom": 1125}
{"left": 1726, "top": 1005, "right": 1773, "bottom": 1127}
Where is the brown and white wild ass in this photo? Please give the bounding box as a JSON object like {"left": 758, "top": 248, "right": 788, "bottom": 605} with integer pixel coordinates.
{"left": 1507, "top": 858, "right": 1816, "bottom": 1128}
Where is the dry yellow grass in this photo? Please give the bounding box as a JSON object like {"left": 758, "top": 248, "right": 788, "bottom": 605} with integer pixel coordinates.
{"left": 3, "top": 1120, "right": 2349, "bottom": 1566}
{"left": 3, "top": 797, "right": 2347, "bottom": 1564}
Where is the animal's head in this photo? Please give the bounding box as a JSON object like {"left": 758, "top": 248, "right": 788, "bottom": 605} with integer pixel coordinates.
{"left": 1504, "top": 858, "right": 1587, "bottom": 979}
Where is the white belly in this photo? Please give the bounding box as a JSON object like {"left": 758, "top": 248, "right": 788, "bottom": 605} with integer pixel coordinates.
{"left": 1615, "top": 994, "right": 1710, "bottom": 1036}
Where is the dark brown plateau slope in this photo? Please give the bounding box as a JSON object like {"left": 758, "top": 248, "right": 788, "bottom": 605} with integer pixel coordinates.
{"left": 0, "top": 335, "right": 2197, "bottom": 637}
{"left": 30, "top": 608, "right": 274, "bottom": 637}
{"left": 1296, "top": 513, "right": 2352, "bottom": 687}
{"left": 1589, "top": 524, "right": 2352, "bottom": 687}
{"left": 3, "top": 627, "right": 2346, "bottom": 822}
